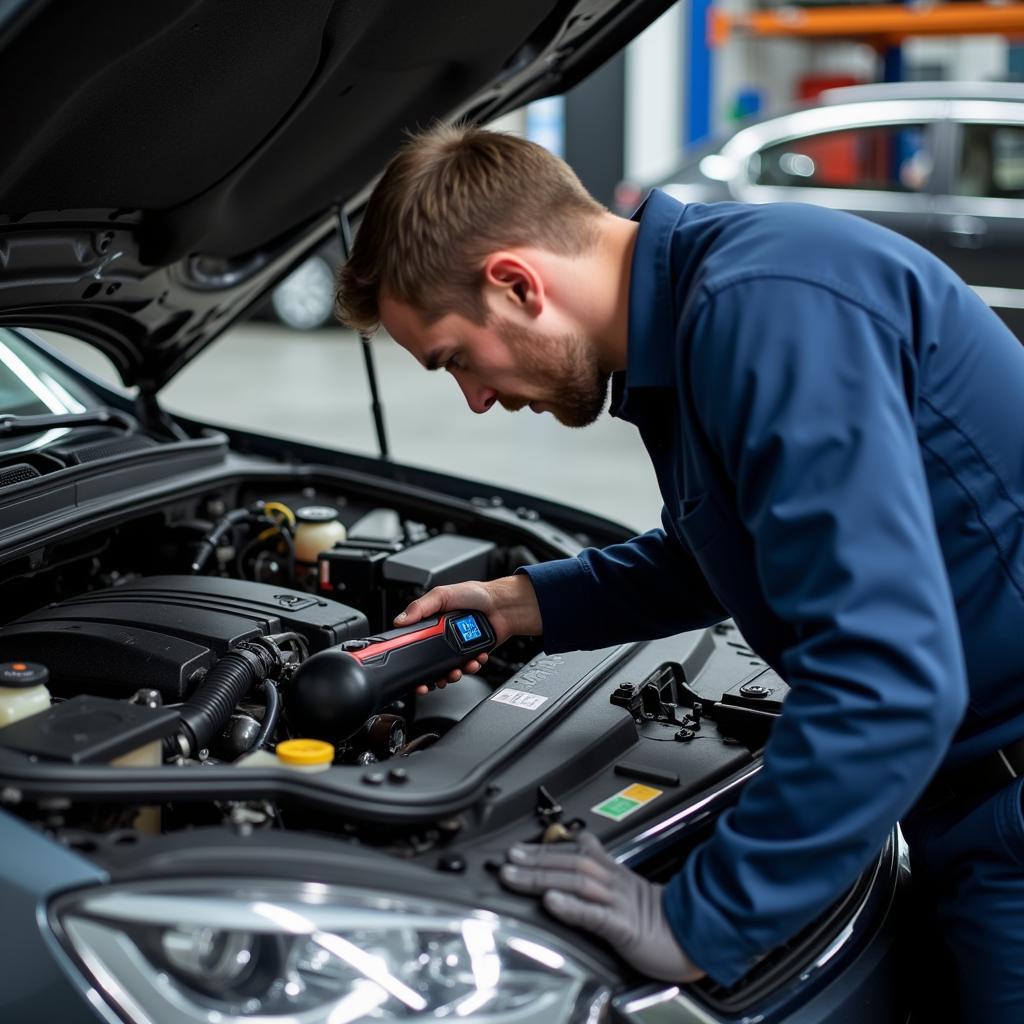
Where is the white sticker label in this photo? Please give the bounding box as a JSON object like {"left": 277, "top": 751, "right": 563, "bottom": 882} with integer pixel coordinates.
{"left": 490, "top": 688, "right": 548, "bottom": 711}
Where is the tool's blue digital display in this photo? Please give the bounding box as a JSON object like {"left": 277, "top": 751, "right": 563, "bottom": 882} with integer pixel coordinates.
{"left": 454, "top": 614, "right": 482, "bottom": 643}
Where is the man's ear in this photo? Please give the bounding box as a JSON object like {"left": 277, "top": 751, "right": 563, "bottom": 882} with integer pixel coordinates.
{"left": 482, "top": 253, "right": 544, "bottom": 319}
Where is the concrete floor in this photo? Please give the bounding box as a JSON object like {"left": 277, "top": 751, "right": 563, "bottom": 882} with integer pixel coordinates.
{"left": 41, "top": 323, "right": 665, "bottom": 533}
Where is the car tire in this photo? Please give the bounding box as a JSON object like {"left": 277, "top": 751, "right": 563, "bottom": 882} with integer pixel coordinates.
{"left": 270, "top": 255, "right": 336, "bottom": 331}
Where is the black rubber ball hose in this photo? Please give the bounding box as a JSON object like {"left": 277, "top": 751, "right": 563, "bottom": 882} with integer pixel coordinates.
{"left": 289, "top": 648, "right": 374, "bottom": 744}
{"left": 176, "top": 646, "right": 273, "bottom": 758}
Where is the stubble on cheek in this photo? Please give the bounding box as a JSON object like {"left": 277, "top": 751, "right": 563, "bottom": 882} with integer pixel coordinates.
{"left": 495, "top": 319, "right": 610, "bottom": 428}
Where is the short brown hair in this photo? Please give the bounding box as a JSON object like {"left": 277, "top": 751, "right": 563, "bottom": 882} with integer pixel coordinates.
{"left": 336, "top": 123, "right": 604, "bottom": 334}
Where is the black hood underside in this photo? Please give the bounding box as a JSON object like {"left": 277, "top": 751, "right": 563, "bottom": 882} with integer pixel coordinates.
{"left": 0, "top": 0, "right": 673, "bottom": 390}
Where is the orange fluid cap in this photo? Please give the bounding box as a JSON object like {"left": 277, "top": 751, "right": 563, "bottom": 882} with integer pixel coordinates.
{"left": 276, "top": 738, "right": 334, "bottom": 766}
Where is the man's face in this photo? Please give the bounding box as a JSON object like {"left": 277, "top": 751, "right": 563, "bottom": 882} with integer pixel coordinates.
{"left": 379, "top": 298, "right": 609, "bottom": 428}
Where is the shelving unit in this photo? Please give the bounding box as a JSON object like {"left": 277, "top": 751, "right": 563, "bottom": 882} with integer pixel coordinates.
{"left": 685, "top": 1, "right": 1022, "bottom": 153}
{"left": 709, "top": 2, "right": 1024, "bottom": 47}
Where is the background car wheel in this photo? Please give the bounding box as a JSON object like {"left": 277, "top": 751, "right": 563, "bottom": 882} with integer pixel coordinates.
{"left": 270, "top": 255, "right": 336, "bottom": 331}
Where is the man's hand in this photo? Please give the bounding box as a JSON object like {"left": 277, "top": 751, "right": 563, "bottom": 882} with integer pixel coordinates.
{"left": 499, "top": 831, "right": 706, "bottom": 983}
{"left": 394, "top": 574, "right": 542, "bottom": 693}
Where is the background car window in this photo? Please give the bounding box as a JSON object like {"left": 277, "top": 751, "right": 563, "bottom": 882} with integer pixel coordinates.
{"left": 750, "top": 123, "right": 932, "bottom": 192}
{"left": 955, "top": 123, "right": 1024, "bottom": 199}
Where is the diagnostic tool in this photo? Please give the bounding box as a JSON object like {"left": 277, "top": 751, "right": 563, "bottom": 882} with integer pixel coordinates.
{"left": 289, "top": 611, "right": 497, "bottom": 743}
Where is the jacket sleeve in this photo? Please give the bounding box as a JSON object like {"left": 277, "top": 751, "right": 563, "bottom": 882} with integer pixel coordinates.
{"left": 662, "top": 278, "right": 969, "bottom": 984}
{"left": 518, "top": 506, "right": 727, "bottom": 653}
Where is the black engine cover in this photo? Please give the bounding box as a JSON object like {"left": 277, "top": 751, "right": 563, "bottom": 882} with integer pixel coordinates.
{"left": 0, "top": 576, "right": 368, "bottom": 700}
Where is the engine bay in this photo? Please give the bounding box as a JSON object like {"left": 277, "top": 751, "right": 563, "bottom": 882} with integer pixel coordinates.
{"left": 0, "top": 476, "right": 786, "bottom": 863}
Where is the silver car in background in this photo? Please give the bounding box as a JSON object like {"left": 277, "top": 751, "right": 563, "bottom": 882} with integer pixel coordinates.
{"left": 618, "top": 82, "right": 1024, "bottom": 341}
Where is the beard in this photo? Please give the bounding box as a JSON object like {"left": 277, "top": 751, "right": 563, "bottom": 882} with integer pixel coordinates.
{"left": 494, "top": 319, "right": 610, "bottom": 428}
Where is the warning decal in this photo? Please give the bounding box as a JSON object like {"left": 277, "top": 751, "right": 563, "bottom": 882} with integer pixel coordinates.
{"left": 490, "top": 688, "right": 548, "bottom": 711}
{"left": 591, "top": 782, "right": 663, "bottom": 821}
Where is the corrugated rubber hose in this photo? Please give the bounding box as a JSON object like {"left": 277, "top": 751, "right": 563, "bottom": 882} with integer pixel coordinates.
{"left": 176, "top": 644, "right": 277, "bottom": 758}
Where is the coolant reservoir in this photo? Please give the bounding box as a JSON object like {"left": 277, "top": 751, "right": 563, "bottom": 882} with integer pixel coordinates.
{"left": 234, "top": 748, "right": 277, "bottom": 769}
{"left": 236, "top": 738, "right": 334, "bottom": 773}
{"left": 0, "top": 662, "right": 51, "bottom": 727}
{"left": 293, "top": 506, "right": 347, "bottom": 563}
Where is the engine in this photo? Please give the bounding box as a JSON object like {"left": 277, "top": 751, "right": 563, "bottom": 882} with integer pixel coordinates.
{"left": 0, "top": 575, "right": 369, "bottom": 703}
{"left": 0, "top": 485, "right": 780, "bottom": 866}
{"left": 0, "top": 491, "right": 530, "bottom": 776}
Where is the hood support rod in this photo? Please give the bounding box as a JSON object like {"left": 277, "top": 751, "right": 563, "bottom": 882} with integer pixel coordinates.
{"left": 337, "top": 207, "right": 390, "bottom": 461}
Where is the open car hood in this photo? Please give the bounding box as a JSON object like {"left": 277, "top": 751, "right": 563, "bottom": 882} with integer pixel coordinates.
{"left": 0, "top": 0, "right": 672, "bottom": 393}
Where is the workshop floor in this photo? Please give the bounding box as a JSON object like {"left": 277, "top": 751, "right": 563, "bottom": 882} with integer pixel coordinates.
{"left": 41, "top": 323, "right": 664, "bottom": 533}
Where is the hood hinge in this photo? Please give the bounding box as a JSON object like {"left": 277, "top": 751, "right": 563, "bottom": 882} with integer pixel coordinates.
{"left": 134, "top": 390, "right": 188, "bottom": 441}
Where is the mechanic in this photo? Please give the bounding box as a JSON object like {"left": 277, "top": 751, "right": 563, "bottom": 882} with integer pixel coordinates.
{"left": 336, "top": 124, "right": 1024, "bottom": 1021}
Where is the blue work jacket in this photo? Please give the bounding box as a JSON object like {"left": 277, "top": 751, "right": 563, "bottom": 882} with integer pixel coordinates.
{"left": 519, "top": 189, "right": 1024, "bottom": 985}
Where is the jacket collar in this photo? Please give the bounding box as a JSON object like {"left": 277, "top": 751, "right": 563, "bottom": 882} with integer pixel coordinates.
{"left": 610, "top": 189, "right": 685, "bottom": 421}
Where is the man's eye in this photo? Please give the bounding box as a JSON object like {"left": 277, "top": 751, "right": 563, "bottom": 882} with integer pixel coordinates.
{"left": 444, "top": 356, "right": 463, "bottom": 373}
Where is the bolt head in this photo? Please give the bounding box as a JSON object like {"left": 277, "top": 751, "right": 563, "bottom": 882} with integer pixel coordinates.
{"left": 437, "top": 853, "right": 466, "bottom": 873}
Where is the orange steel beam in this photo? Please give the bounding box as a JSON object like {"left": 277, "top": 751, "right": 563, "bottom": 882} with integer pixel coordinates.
{"left": 709, "top": 3, "right": 1024, "bottom": 46}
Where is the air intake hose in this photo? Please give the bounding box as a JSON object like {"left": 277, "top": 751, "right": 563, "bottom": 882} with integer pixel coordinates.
{"left": 173, "top": 642, "right": 279, "bottom": 758}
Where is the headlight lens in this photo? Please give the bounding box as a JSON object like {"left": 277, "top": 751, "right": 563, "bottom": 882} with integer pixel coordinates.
{"left": 53, "top": 880, "right": 611, "bottom": 1023}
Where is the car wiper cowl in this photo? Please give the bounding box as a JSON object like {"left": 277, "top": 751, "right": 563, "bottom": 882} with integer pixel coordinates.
{"left": 0, "top": 409, "right": 135, "bottom": 439}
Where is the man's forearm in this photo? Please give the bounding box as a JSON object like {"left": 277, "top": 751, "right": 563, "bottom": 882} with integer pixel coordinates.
{"left": 519, "top": 515, "right": 726, "bottom": 654}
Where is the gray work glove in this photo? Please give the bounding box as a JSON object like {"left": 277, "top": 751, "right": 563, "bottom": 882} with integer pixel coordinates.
{"left": 499, "top": 830, "right": 705, "bottom": 982}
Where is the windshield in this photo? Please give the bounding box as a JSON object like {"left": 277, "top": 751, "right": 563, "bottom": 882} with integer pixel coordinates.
{"left": 0, "top": 329, "right": 104, "bottom": 454}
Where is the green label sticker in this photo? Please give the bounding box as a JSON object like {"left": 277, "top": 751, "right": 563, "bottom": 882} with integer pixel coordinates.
{"left": 591, "top": 783, "right": 662, "bottom": 821}
{"left": 594, "top": 796, "right": 640, "bottom": 820}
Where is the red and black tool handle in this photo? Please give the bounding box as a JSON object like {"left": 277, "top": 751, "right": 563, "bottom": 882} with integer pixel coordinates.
{"left": 288, "top": 610, "right": 496, "bottom": 743}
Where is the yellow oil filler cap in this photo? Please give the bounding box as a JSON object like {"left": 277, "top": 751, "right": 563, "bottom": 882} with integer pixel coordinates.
{"left": 276, "top": 738, "right": 334, "bottom": 767}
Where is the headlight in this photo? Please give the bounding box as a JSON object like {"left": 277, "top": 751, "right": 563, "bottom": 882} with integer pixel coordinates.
{"left": 52, "top": 880, "right": 611, "bottom": 1024}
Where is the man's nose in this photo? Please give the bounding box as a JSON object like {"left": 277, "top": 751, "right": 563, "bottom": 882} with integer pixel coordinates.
{"left": 457, "top": 377, "right": 497, "bottom": 414}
